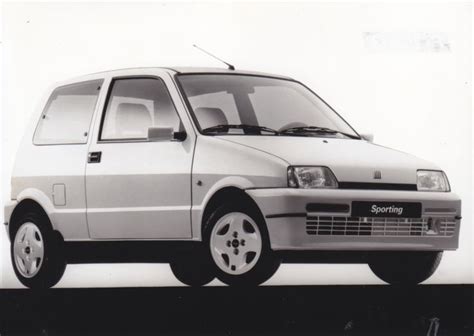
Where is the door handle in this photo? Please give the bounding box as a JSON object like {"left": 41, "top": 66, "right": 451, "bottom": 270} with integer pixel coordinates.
{"left": 88, "top": 151, "right": 102, "bottom": 163}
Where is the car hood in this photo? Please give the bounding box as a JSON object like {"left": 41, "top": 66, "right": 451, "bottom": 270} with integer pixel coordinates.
{"left": 219, "top": 136, "right": 439, "bottom": 184}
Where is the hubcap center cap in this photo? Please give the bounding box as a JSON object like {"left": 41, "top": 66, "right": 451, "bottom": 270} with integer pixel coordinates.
{"left": 24, "top": 246, "right": 31, "bottom": 254}
{"left": 231, "top": 239, "right": 240, "bottom": 248}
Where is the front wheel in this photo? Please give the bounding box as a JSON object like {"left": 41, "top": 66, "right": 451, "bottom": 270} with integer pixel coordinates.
{"left": 205, "top": 203, "right": 281, "bottom": 286}
{"left": 369, "top": 251, "right": 443, "bottom": 285}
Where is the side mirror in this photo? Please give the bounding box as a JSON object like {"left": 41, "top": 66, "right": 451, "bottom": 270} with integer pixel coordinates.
{"left": 360, "top": 133, "right": 374, "bottom": 142}
{"left": 147, "top": 127, "right": 174, "bottom": 142}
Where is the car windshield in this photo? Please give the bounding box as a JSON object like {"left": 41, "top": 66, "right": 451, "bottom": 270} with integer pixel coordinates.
{"left": 177, "top": 74, "right": 359, "bottom": 138}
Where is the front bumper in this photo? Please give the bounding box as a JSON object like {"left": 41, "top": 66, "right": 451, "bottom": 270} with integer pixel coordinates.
{"left": 246, "top": 188, "right": 461, "bottom": 251}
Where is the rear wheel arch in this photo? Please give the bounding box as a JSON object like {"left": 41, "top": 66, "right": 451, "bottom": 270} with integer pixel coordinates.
{"left": 9, "top": 199, "right": 58, "bottom": 240}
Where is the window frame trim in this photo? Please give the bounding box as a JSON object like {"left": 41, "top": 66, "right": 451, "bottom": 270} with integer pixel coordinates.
{"left": 97, "top": 75, "right": 184, "bottom": 144}
{"left": 32, "top": 79, "right": 104, "bottom": 146}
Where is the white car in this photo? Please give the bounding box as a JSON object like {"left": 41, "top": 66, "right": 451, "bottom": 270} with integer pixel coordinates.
{"left": 4, "top": 67, "right": 461, "bottom": 288}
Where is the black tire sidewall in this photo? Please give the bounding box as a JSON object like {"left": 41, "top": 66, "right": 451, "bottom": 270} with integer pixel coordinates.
{"left": 169, "top": 244, "right": 216, "bottom": 286}
{"left": 10, "top": 212, "right": 66, "bottom": 289}
{"left": 368, "top": 251, "right": 443, "bottom": 285}
{"left": 204, "top": 202, "right": 280, "bottom": 286}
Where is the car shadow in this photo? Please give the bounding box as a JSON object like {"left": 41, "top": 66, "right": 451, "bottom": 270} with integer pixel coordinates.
{"left": 0, "top": 285, "right": 472, "bottom": 335}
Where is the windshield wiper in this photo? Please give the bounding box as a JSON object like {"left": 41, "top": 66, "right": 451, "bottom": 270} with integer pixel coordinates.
{"left": 280, "top": 126, "right": 360, "bottom": 139}
{"left": 202, "top": 124, "right": 279, "bottom": 135}
{"left": 202, "top": 124, "right": 359, "bottom": 139}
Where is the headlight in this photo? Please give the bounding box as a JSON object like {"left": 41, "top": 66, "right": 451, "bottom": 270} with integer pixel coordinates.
{"left": 417, "top": 170, "right": 450, "bottom": 192}
{"left": 288, "top": 166, "right": 338, "bottom": 189}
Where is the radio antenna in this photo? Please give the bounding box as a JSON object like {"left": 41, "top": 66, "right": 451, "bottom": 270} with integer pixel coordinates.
{"left": 193, "top": 44, "right": 235, "bottom": 70}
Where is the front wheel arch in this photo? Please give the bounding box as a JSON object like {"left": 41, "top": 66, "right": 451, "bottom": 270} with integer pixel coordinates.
{"left": 201, "top": 187, "right": 266, "bottom": 238}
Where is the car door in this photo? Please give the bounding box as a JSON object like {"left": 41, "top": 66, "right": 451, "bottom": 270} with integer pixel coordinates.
{"left": 26, "top": 79, "right": 104, "bottom": 240}
{"left": 85, "top": 73, "right": 194, "bottom": 239}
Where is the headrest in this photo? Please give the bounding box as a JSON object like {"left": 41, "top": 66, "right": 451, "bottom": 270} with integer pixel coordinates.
{"left": 194, "top": 107, "right": 228, "bottom": 130}
{"left": 116, "top": 103, "right": 152, "bottom": 137}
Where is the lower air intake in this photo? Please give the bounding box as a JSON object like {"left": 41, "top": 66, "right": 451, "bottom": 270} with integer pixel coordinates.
{"left": 306, "top": 216, "right": 456, "bottom": 237}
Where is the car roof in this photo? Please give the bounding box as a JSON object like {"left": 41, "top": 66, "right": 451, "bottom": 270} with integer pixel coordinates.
{"left": 167, "top": 67, "right": 293, "bottom": 79}
{"left": 61, "top": 66, "right": 293, "bottom": 85}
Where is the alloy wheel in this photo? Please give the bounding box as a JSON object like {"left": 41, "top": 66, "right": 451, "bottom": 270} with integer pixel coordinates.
{"left": 13, "top": 222, "right": 44, "bottom": 278}
{"left": 210, "top": 212, "right": 262, "bottom": 275}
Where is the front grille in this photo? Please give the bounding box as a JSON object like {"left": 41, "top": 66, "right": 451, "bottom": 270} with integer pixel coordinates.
{"left": 338, "top": 182, "right": 417, "bottom": 191}
{"left": 306, "top": 216, "right": 456, "bottom": 237}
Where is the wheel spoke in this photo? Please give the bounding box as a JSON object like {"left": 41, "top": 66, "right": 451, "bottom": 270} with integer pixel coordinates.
{"left": 216, "top": 252, "right": 230, "bottom": 269}
{"left": 228, "top": 250, "right": 247, "bottom": 271}
{"left": 214, "top": 231, "right": 228, "bottom": 248}
{"left": 231, "top": 214, "right": 244, "bottom": 238}
{"left": 238, "top": 214, "right": 248, "bottom": 230}
{"left": 31, "top": 240, "right": 43, "bottom": 251}
{"left": 212, "top": 245, "right": 225, "bottom": 257}
{"left": 228, "top": 214, "right": 241, "bottom": 235}
{"left": 13, "top": 241, "right": 25, "bottom": 258}
{"left": 30, "top": 247, "right": 43, "bottom": 260}
{"left": 18, "top": 228, "right": 27, "bottom": 243}
{"left": 31, "top": 258, "right": 40, "bottom": 274}
{"left": 242, "top": 232, "right": 260, "bottom": 253}
{"left": 33, "top": 228, "right": 43, "bottom": 247}
{"left": 26, "top": 226, "right": 36, "bottom": 243}
{"left": 24, "top": 257, "right": 34, "bottom": 275}
{"left": 16, "top": 256, "right": 27, "bottom": 273}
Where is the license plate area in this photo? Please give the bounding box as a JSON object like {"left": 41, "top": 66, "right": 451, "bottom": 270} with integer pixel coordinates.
{"left": 351, "top": 201, "right": 422, "bottom": 218}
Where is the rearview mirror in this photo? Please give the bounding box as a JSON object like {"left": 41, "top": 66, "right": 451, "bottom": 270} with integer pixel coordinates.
{"left": 147, "top": 127, "right": 174, "bottom": 142}
{"left": 360, "top": 133, "right": 374, "bottom": 142}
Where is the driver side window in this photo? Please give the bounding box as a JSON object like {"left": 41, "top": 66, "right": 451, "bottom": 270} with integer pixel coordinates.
{"left": 101, "top": 78, "right": 181, "bottom": 140}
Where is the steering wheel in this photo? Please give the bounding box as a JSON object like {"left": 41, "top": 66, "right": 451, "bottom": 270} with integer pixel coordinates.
{"left": 278, "top": 122, "right": 308, "bottom": 132}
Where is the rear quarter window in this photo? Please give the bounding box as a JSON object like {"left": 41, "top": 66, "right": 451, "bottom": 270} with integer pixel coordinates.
{"left": 33, "top": 79, "right": 103, "bottom": 145}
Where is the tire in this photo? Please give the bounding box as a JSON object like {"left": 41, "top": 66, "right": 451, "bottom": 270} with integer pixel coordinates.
{"left": 369, "top": 251, "right": 443, "bottom": 285}
{"left": 10, "top": 211, "right": 66, "bottom": 289}
{"left": 204, "top": 202, "right": 281, "bottom": 286}
{"left": 170, "top": 245, "right": 216, "bottom": 286}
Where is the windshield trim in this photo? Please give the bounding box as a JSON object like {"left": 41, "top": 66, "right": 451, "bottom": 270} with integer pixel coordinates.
{"left": 174, "top": 72, "right": 361, "bottom": 139}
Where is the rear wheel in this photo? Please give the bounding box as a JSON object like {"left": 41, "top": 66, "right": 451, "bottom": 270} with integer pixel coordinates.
{"left": 11, "top": 212, "right": 66, "bottom": 289}
{"left": 205, "top": 203, "right": 281, "bottom": 286}
{"left": 169, "top": 245, "right": 215, "bottom": 286}
{"left": 369, "top": 251, "right": 443, "bottom": 285}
